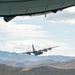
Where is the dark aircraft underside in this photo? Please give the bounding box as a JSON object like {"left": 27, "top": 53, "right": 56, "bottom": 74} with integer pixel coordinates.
{"left": 0, "top": 0, "right": 75, "bottom": 22}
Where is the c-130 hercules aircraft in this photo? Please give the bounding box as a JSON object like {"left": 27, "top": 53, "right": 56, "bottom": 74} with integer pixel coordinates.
{"left": 0, "top": 0, "right": 75, "bottom": 22}
{"left": 21, "top": 44, "right": 59, "bottom": 55}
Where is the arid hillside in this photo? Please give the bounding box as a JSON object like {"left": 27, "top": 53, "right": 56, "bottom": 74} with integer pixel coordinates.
{"left": 25, "top": 66, "right": 75, "bottom": 75}
{"left": 0, "top": 64, "right": 27, "bottom": 75}
{"left": 54, "top": 59, "right": 75, "bottom": 69}
{"left": 0, "top": 64, "right": 75, "bottom": 75}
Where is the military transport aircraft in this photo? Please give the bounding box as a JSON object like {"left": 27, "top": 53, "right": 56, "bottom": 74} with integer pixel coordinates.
{"left": 0, "top": 0, "right": 75, "bottom": 22}
{"left": 21, "top": 44, "right": 59, "bottom": 55}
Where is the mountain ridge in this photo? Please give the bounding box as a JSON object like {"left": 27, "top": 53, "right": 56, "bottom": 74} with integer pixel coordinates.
{"left": 0, "top": 50, "right": 75, "bottom": 68}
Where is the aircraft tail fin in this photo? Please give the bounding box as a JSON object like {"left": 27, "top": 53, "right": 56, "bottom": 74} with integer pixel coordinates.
{"left": 32, "top": 44, "right": 35, "bottom": 51}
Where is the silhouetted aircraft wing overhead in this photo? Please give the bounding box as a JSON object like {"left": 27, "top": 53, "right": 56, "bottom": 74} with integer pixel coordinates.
{"left": 0, "top": 0, "right": 75, "bottom": 22}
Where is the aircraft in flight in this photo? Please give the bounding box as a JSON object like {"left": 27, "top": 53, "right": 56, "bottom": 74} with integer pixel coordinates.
{"left": 21, "top": 44, "right": 59, "bottom": 55}
{"left": 0, "top": 0, "right": 75, "bottom": 22}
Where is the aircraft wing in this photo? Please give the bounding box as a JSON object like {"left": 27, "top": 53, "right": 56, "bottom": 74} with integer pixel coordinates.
{"left": 0, "top": 0, "right": 75, "bottom": 22}
{"left": 21, "top": 51, "right": 34, "bottom": 55}
{"left": 41, "top": 46, "right": 59, "bottom": 52}
{"left": 20, "top": 46, "right": 59, "bottom": 55}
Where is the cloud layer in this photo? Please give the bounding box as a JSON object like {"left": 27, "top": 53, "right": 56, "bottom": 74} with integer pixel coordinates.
{"left": 0, "top": 19, "right": 48, "bottom": 52}
{"left": 46, "top": 6, "right": 75, "bottom": 24}
{"left": 0, "top": 18, "right": 68, "bottom": 55}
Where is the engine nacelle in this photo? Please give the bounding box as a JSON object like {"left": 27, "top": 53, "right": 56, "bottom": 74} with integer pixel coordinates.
{"left": 48, "top": 48, "right": 52, "bottom": 50}
{"left": 4, "top": 16, "right": 16, "bottom": 22}
{"left": 27, "top": 52, "right": 31, "bottom": 55}
{"left": 43, "top": 49, "right": 47, "bottom": 52}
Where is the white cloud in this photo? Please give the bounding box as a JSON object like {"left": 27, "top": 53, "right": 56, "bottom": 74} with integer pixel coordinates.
{"left": 0, "top": 18, "right": 48, "bottom": 40}
{"left": 0, "top": 18, "right": 50, "bottom": 53}
{"left": 46, "top": 6, "right": 75, "bottom": 24}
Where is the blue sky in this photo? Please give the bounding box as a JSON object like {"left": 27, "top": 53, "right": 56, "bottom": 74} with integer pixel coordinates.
{"left": 0, "top": 6, "right": 75, "bottom": 56}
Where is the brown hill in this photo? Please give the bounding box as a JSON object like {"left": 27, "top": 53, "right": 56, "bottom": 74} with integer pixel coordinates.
{"left": 0, "top": 64, "right": 75, "bottom": 75}
{"left": 25, "top": 66, "right": 75, "bottom": 75}
{"left": 53, "top": 59, "right": 75, "bottom": 69}
{"left": 0, "top": 64, "right": 27, "bottom": 75}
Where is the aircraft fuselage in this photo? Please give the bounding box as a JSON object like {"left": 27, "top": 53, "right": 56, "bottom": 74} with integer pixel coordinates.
{"left": 33, "top": 51, "right": 43, "bottom": 55}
